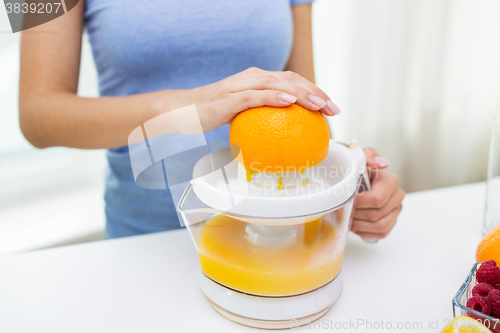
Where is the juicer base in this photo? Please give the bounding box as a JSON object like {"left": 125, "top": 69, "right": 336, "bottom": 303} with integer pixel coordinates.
{"left": 208, "top": 300, "right": 333, "bottom": 330}
{"left": 200, "top": 272, "right": 343, "bottom": 329}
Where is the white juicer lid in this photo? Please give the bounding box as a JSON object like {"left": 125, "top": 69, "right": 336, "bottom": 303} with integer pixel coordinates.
{"left": 191, "top": 140, "right": 366, "bottom": 219}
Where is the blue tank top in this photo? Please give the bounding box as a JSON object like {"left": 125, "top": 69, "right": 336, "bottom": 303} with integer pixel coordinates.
{"left": 84, "top": 0, "right": 313, "bottom": 238}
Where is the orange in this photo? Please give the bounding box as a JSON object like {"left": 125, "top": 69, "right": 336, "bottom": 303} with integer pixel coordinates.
{"left": 229, "top": 104, "right": 329, "bottom": 172}
{"left": 476, "top": 225, "right": 500, "bottom": 263}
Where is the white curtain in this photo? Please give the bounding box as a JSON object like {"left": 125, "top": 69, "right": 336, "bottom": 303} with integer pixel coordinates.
{"left": 313, "top": 0, "right": 500, "bottom": 192}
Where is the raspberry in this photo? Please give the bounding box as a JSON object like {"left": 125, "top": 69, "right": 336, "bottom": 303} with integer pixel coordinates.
{"left": 489, "top": 289, "right": 500, "bottom": 318}
{"left": 473, "top": 283, "right": 496, "bottom": 298}
{"left": 477, "top": 262, "right": 500, "bottom": 287}
{"left": 467, "top": 296, "right": 491, "bottom": 316}
{"left": 483, "top": 260, "right": 498, "bottom": 268}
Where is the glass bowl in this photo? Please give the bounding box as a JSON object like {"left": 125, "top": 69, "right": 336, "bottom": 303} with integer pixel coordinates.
{"left": 453, "top": 262, "right": 500, "bottom": 333}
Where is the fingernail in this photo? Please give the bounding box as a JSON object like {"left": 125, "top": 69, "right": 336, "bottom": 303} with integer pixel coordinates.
{"left": 279, "top": 93, "right": 297, "bottom": 104}
{"left": 374, "top": 156, "right": 389, "bottom": 167}
{"left": 308, "top": 94, "right": 327, "bottom": 108}
{"left": 326, "top": 100, "right": 341, "bottom": 115}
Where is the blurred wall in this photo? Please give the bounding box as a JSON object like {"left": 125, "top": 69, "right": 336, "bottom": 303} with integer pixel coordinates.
{"left": 314, "top": 0, "right": 500, "bottom": 192}
{"left": 0, "top": 10, "right": 106, "bottom": 253}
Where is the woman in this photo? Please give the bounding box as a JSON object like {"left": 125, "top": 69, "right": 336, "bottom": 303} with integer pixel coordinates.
{"left": 19, "top": 0, "right": 405, "bottom": 239}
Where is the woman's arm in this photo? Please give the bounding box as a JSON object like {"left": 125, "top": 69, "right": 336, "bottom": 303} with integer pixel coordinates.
{"left": 20, "top": 1, "right": 334, "bottom": 150}
{"left": 19, "top": 1, "right": 191, "bottom": 149}
{"left": 285, "top": 3, "right": 315, "bottom": 83}
{"left": 286, "top": 3, "right": 339, "bottom": 117}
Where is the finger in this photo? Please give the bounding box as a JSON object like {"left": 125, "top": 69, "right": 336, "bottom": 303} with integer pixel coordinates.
{"left": 355, "top": 171, "right": 399, "bottom": 209}
{"left": 352, "top": 230, "right": 392, "bottom": 240}
{"left": 354, "top": 188, "right": 406, "bottom": 222}
{"left": 230, "top": 89, "right": 300, "bottom": 111}
{"left": 227, "top": 73, "right": 336, "bottom": 116}
{"left": 363, "top": 147, "right": 390, "bottom": 170}
{"left": 226, "top": 73, "right": 327, "bottom": 112}
{"left": 351, "top": 205, "right": 402, "bottom": 235}
{"left": 274, "top": 71, "right": 340, "bottom": 116}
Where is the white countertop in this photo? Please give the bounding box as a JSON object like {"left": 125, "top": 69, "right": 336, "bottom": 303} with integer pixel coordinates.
{"left": 0, "top": 183, "right": 486, "bottom": 332}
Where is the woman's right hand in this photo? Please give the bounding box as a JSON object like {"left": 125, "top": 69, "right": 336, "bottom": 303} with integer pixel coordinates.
{"left": 160, "top": 67, "right": 341, "bottom": 135}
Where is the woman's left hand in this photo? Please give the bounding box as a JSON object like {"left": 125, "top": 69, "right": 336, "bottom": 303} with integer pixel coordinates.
{"left": 350, "top": 147, "right": 406, "bottom": 239}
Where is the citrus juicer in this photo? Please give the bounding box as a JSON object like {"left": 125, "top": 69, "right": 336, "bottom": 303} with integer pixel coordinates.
{"left": 177, "top": 139, "right": 367, "bottom": 329}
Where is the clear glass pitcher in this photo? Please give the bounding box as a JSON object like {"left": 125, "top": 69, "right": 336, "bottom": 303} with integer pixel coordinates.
{"left": 178, "top": 182, "right": 359, "bottom": 297}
